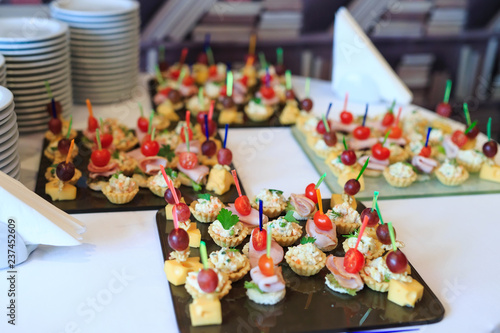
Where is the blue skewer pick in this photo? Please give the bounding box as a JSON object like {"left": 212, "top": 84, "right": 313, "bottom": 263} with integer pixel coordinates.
{"left": 362, "top": 104, "right": 369, "bottom": 127}
{"left": 223, "top": 124, "right": 229, "bottom": 149}
{"left": 204, "top": 114, "right": 209, "bottom": 140}
{"left": 326, "top": 102, "right": 332, "bottom": 119}
{"left": 425, "top": 127, "right": 432, "bottom": 147}
{"left": 259, "top": 199, "right": 263, "bottom": 231}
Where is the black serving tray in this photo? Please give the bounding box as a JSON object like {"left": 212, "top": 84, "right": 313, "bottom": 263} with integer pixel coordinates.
{"left": 34, "top": 131, "right": 241, "bottom": 214}
{"left": 155, "top": 199, "right": 444, "bottom": 333}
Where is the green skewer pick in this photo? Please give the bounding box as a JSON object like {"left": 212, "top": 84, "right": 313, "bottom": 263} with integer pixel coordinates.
{"left": 322, "top": 115, "right": 330, "bottom": 133}
{"left": 155, "top": 65, "right": 164, "bottom": 85}
{"left": 443, "top": 80, "right": 452, "bottom": 104}
{"left": 277, "top": 47, "right": 283, "bottom": 66}
{"left": 343, "top": 136, "right": 348, "bottom": 151}
{"left": 198, "top": 87, "right": 205, "bottom": 109}
{"left": 66, "top": 116, "right": 73, "bottom": 139}
{"left": 382, "top": 129, "right": 391, "bottom": 146}
{"left": 185, "top": 126, "right": 190, "bottom": 152}
{"left": 389, "top": 100, "right": 396, "bottom": 112}
{"left": 463, "top": 103, "right": 471, "bottom": 126}
{"left": 138, "top": 102, "right": 144, "bottom": 117}
{"left": 96, "top": 129, "right": 102, "bottom": 151}
{"left": 285, "top": 70, "right": 292, "bottom": 90}
{"left": 387, "top": 222, "right": 397, "bottom": 252}
{"left": 206, "top": 46, "right": 215, "bottom": 66}
{"left": 258, "top": 52, "right": 267, "bottom": 69}
{"left": 158, "top": 45, "right": 165, "bottom": 62}
{"left": 44, "top": 81, "right": 53, "bottom": 99}
{"left": 177, "top": 67, "right": 186, "bottom": 86}
{"left": 148, "top": 112, "right": 154, "bottom": 135}
{"left": 465, "top": 120, "right": 477, "bottom": 134}
{"left": 370, "top": 191, "right": 379, "bottom": 212}
{"left": 200, "top": 241, "right": 208, "bottom": 269}
{"left": 151, "top": 127, "right": 156, "bottom": 141}
{"left": 315, "top": 172, "right": 327, "bottom": 189}
{"left": 375, "top": 202, "right": 384, "bottom": 225}
{"left": 487, "top": 117, "right": 492, "bottom": 141}
{"left": 356, "top": 157, "right": 370, "bottom": 181}
{"left": 99, "top": 117, "right": 104, "bottom": 128}
{"left": 227, "top": 71, "right": 233, "bottom": 97}
{"left": 305, "top": 78, "right": 311, "bottom": 98}
{"left": 267, "top": 223, "right": 272, "bottom": 258}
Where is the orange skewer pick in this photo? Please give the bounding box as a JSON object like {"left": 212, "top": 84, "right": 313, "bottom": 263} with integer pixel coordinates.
{"left": 65, "top": 139, "right": 75, "bottom": 164}
{"left": 86, "top": 99, "right": 93, "bottom": 118}
{"left": 316, "top": 189, "right": 323, "bottom": 214}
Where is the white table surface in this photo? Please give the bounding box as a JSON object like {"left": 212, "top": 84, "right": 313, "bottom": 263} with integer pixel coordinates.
{"left": 1, "top": 75, "right": 499, "bottom": 333}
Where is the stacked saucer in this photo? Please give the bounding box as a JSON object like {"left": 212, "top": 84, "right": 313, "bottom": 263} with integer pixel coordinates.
{"left": 0, "top": 86, "right": 20, "bottom": 180}
{"left": 0, "top": 54, "right": 5, "bottom": 86}
{"left": 0, "top": 18, "right": 72, "bottom": 133}
{"left": 50, "top": 0, "right": 140, "bottom": 105}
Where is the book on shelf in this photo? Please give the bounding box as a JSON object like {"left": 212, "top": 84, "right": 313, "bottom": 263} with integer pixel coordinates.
{"left": 192, "top": 25, "right": 254, "bottom": 43}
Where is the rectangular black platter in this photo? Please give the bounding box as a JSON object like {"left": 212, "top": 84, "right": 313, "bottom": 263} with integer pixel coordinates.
{"left": 34, "top": 131, "right": 241, "bottom": 214}
{"left": 149, "top": 78, "right": 294, "bottom": 129}
{"left": 155, "top": 199, "right": 444, "bottom": 333}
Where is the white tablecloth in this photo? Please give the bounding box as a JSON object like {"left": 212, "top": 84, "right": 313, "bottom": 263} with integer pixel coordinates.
{"left": 1, "top": 75, "right": 499, "bottom": 333}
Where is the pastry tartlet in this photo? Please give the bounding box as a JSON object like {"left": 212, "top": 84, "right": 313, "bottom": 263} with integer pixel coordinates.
{"left": 456, "top": 149, "right": 485, "bottom": 173}
{"left": 113, "top": 151, "right": 137, "bottom": 176}
{"left": 360, "top": 257, "right": 412, "bottom": 292}
{"left": 342, "top": 232, "right": 384, "bottom": 260}
{"left": 405, "top": 140, "right": 425, "bottom": 158}
{"left": 102, "top": 173, "right": 139, "bottom": 204}
{"left": 285, "top": 242, "right": 326, "bottom": 276}
{"left": 312, "top": 138, "right": 343, "bottom": 160}
{"left": 251, "top": 189, "right": 287, "bottom": 218}
{"left": 208, "top": 248, "right": 251, "bottom": 282}
{"left": 156, "top": 100, "right": 180, "bottom": 121}
{"left": 245, "top": 266, "right": 286, "bottom": 305}
{"left": 208, "top": 208, "right": 249, "bottom": 247}
{"left": 244, "top": 99, "right": 274, "bottom": 122}
{"left": 112, "top": 126, "right": 138, "bottom": 152}
{"left": 279, "top": 100, "right": 300, "bottom": 125}
{"left": 45, "top": 165, "right": 82, "bottom": 185}
{"left": 44, "top": 140, "right": 79, "bottom": 163}
{"left": 435, "top": 159, "right": 469, "bottom": 186}
{"left": 147, "top": 170, "right": 169, "bottom": 197}
{"left": 383, "top": 162, "right": 417, "bottom": 187}
{"left": 327, "top": 202, "right": 362, "bottom": 235}
{"left": 388, "top": 143, "right": 409, "bottom": 164}
{"left": 189, "top": 195, "right": 224, "bottom": 223}
{"left": 185, "top": 269, "right": 232, "bottom": 300}
{"left": 265, "top": 214, "right": 303, "bottom": 247}
{"left": 327, "top": 153, "right": 361, "bottom": 177}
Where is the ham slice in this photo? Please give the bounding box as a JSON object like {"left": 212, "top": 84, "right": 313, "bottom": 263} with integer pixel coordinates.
{"left": 247, "top": 231, "right": 283, "bottom": 268}
{"left": 412, "top": 155, "right": 438, "bottom": 174}
{"left": 255, "top": 91, "right": 279, "bottom": 106}
{"left": 177, "top": 164, "right": 209, "bottom": 184}
{"left": 226, "top": 204, "right": 268, "bottom": 228}
{"left": 154, "top": 93, "right": 167, "bottom": 106}
{"left": 250, "top": 266, "right": 285, "bottom": 293}
{"left": 88, "top": 161, "right": 119, "bottom": 179}
{"left": 289, "top": 193, "right": 315, "bottom": 218}
{"left": 138, "top": 156, "right": 168, "bottom": 175}
{"left": 325, "top": 255, "right": 363, "bottom": 291}
{"left": 331, "top": 122, "right": 357, "bottom": 133}
{"left": 349, "top": 137, "right": 379, "bottom": 151}
{"left": 305, "top": 219, "right": 337, "bottom": 250}
{"left": 179, "top": 84, "right": 197, "bottom": 97}
{"left": 443, "top": 136, "right": 459, "bottom": 158}
{"left": 175, "top": 140, "right": 201, "bottom": 155}
{"left": 126, "top": 147, "right": 145, "bottom": 161}
{"left": 83, "top": 128, "right": 96, "bottom": 142}
{"left": 385, "top": 137, "right": 407, "bottom": 146}
{"left": 358, "top": 155, "right": 389, "bottom": 172}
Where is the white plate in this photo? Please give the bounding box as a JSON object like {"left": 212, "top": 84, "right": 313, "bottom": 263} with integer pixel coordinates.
{"left": 51, "top": 10, "right": 137, "bottom": 23}
{"left": 15, "top": 91, "right": 71, "bottom": 108}
{"left": 70, "top": 39, "right": 138, "bottom": 53}
{"left": 69, "top": 35, "right": 137, "bottom": 47}
{"left": 71, "top": 52, "right": 138, "bottom": 64}
{"left": 71, "top": 57, "right": 138, "bottom": 70}
{"left": 0, "top": 54, "right": 4, "bottom": 68}
{"left": 0, "top": 103, "right": 14, "bottom": 123}
{"left": 71, "top": 65, "right": 136, "bottom": 76}
{"left": 3, "top": 53, "right": 70, "bottom": 69}
{"left": 18, "top": 123, "right": 48, "bottom": 133}
{"left": 0, "top": 86, "right": 14, "bottom": 110}
{"left": 50, "top": 0, "right": 138, "bottom": 17}
{"left": 0, "top": 147, "right": 18, "bottom": 169}
{"left": 72, "top": 70, "right": 137, "bottom": 82}
{"left": 12, "top": 86, "right": 71, "bottom": 102}
{"left": 0, "top": 154, "right": 20, "bottom": 175}
{"left": 73, "top": 80, "right": 135, "bottom": 93}
{"left": 70, "top": 48, "right": 138, "bottom": 59}
{"left": 14, "top": 99, "right": 71, "bottom": 114}
{"left": 69, "top": 24, "right": 139, "bottom": 36}
{"left": 0, "top": 123, "right": 17, "bottom": 145}
{"left": 0, "top": 33, "right": 68, "bottom": 50}
{"left": 6, "top": 59, "right": 70, "bottom": 76}
{"left": 16, "top": 96, "right": 72, "bottom": 113}
{"left": 0, "top": 137, "right": 18, "bottom": 160}
{"left": 74, "top": 95, "right": 130, "bottom": 105}
{"left": 7, "top": 67, "right": 70, "bottom": 83}
{"left": 16, "top": 112, "right": 51, "bottom": 121}
{"left": 69, "top": 30, "right": 137, "bottom": 41}
{"left": 0, "top": 112, "right": 16, "bottom": 136}
{"left": 0, "top": 39, "right": 68, "bottom": 56}
{"left": 8, "top": 78, "right": 71, "bottom": 95}
{"left": 56, "top": 16, "right": 139, "bottom": 29}
{"left": 3, "top": 48, "right": 69, "bottom": 62}
{"left": 0, "top": 18, "right": 68, "bottom": 43}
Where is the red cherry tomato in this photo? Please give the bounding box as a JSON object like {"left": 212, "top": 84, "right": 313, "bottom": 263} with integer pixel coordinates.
{"left": 260, "top": 86, "right": 275, "bottom": 99}
{"left": 436, "top": 102, "right": 452, "bottom": 118}
{"left": 235, "top": 195, "right": 252, "bottom": 216}
{"left": 97, "top": 133, "right": 113, "bottom": 149}
{"left": 180, "top": 126, "right": 193, "bottom": 143}
{"left": 88, "top": 116, "right": 98, "bottom": 132}
{"left": 344, "top": 248, "right": 365, "bottom": 274}
{"left": 381, "top": 112, "right": 394, "bottom": 127}
{"left": 182, "top": 76, "right": 195, "bottom": 86}
{"left": 372, "top": 143, "right": 390, "bottom": 160}
{"left": 419, "top": 146, "right": 431, "bottom": 158}
{"left": 305, "top": 183, "right": 318, "bottom": 204}
{"left": 387, "top": 126, "right": 402, "bottom": 139}
{"left": 451, "top": 130, "right": 468, "bottom": 148}
{"left": 141, "top": 140, "right": 160, "bottom": 157}
{"left": 137, "top": 117, "right": 149, "bottom": 133}
{"left": 91, "top": 149, "right": 111, "bottom": 167}
{"left": 340, "top": 111, "right": 353, "bottom": 124}
{"left": 313, "top": 211, "right": 332, "bottom": 231}
{"left": 170, "top": 69, "right": 180, "bottom": 80}
{"left": 258, "top": 254, "right": 274, "bottom": 277}
{"left": 208, "top": 65, "right": 217, "bottom": 77}
{"left": 159, "top": 86, "right": 172, "bottom": 96}
{"left": 260, "top": 75, "right": 273, "bottom": 85}
{"left": 353, "top": 126, "right": 370, "bottom": 140}
{"left": 179, "top": 152, "right": 198, "bottom": 169}
{"left": 239, "top": 75, "right": 248, "bottom": 87}
{"left": 251, "top": 228, "right": 267, "bottom": 251}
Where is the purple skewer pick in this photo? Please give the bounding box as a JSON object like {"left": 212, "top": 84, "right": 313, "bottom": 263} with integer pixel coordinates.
{"left": 51, "top": 98, "right": 57, "bottom": 118}
{"left": 204, "top": 114, "right": 209, "bottom": 140}
{"left": 259, "top": 199, "right": 263, "bottom": 231}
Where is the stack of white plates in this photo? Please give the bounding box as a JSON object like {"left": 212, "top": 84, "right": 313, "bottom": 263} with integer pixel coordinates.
{"left": 50, "top": 0, "right": 140, "bottom": 105}
{"left": 0, "top": 86, "right": 20, "bottom": 180}
{"left": 0, "top": 54, "right": 5, "bottom": 86}
{"left": 0, "top": 18, "right": 72, "bottom": 133}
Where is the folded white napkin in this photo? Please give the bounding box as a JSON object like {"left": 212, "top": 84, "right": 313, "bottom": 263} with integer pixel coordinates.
{"left": 0, "top": 171, "right": 86, "bottom": 246}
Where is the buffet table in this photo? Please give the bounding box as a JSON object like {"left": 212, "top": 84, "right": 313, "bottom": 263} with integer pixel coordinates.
{"left": 1, "top": 75, "right": 499, "bottom": 333}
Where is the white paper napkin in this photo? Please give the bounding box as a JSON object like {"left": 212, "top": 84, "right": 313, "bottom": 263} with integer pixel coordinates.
{"left": 0, "top": 171, "right": 86, "bottom": 246}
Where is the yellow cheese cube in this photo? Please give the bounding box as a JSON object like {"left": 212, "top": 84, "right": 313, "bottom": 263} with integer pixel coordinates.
{"left": 189, "top": 297, "right": 222, "bottom": 327}
{"left": 387, "top": 279, "right": 424, "bottom": 307}
{"left": 164, "top": 257, "right": 203, "bottom": 286}
{"left": 337, "top": 172, "right": 365, "bottom": 192}
{"left": 330, "top": 194, "right": 357, "bottom": 210}
{"left": 206, "top": 165, "right": 234, "bottom": 195}
{"left": 218, "top": 109, "right": 243, "bottom": 125}
{"left": 187, "top": 223, "right": 201, "bottom": 248}
{"left": 45, "top": 181, "right": 77, "bottom": 201}
{"left": 479, "top": 163, "right": 500, "bottom": 183}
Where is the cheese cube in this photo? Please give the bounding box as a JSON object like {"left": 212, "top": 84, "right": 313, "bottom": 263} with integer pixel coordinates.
{"left": 337, "top": 172, "right": 365, "bottom": 192}
{"left": 479, "top": 163, "right": 500, "bottom": 183}
{"left": 189, "top": 297, "right": 222, "bottom": 327}
{"left": 164, "top": 257, "right": 203, "bottom": 286}
{"left": 206, "top": 165, "right": 233, "bottom": 195}
{"left": 387, "top": 279, "right": 424, "bottom": 307}
{"left": 187, "top": 223, "right": 201, "bottom": 248}
{"left": 45, "top": 182, "right": 77, "bottom": 201}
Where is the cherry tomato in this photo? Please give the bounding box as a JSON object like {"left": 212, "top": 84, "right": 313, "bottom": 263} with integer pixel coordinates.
{"left": 91, "top": 149, "right": 111, "bottom": 167}
{"left": 313, "top": 211, "right": 332, "bottom": 231}
{"left": 239, "top": 75, "right": 248, "bottom": 87}
{"left": 260, "top": 86, "right": 275, "bottom": 99}
{"left": 251, "top": 228, "right": 267, "bottom": 251}
{"left": 419, "top": 146, "right": 431, "bottom": 158}
{"left": 387, "top": 126, "right": 402, "bottom": 139}
{"left": 208, "top": 65, "right": 217, "bottom": 77}
{"left": 451, "top": 130, "right": 468, "bottom": 148}
{"left": 258, "top": 254, "right": 274, "bottom": 277}
{"left": 260, "top": 75, "right": 273, "bottom": 85}
{"left": 344, "top": 248, "right": 365, "bottom": 274}
{"left": 353, "top": 126, "right": 370, "bottom": 140}
{"left": 305, "top": 183, "right": 318, "bottom": 204}
{"left": 436, "top": 102, "right": 452, "bottom": 118}
{"left": 381, "top": 112, "right": 394, "bottom": 127}
{"left": 141, "top": 140, "right": 160, "bottom": 157}
{"left": 159, "top": 86, "right": 172, "bottom": 96}
{"left": 235, "top": 195, "right": 252, "bottom": 216}
{"left": 372, "top": 143, "right": 390, "bottom": 160}
{"left": 340, "top": 111, "right": 353, "bottom": 124}
{"left": 170, "top": 69, "right": 180, "bottom": 80}
{"left": 182, "top": 76, "right": 195, "bottom": 86}
{"left": 179, "top": 152, "right": 198, "bottom": 169}
{"left": 137, "top": 117, "right": 149, "bottom": 133}
{"left": 94, "top": 133, "right": 113, "bottom": 149}
{"left": 88, "top": 116, "right": 98, "bottom": 132}
{"left": 180, "top": 126, "right": 193, "bottom": 143}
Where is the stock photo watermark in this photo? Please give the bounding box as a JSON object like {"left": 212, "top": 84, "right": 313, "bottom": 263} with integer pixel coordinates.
{"left": 5, "top": 218, "right": 17, "bottom": 326}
